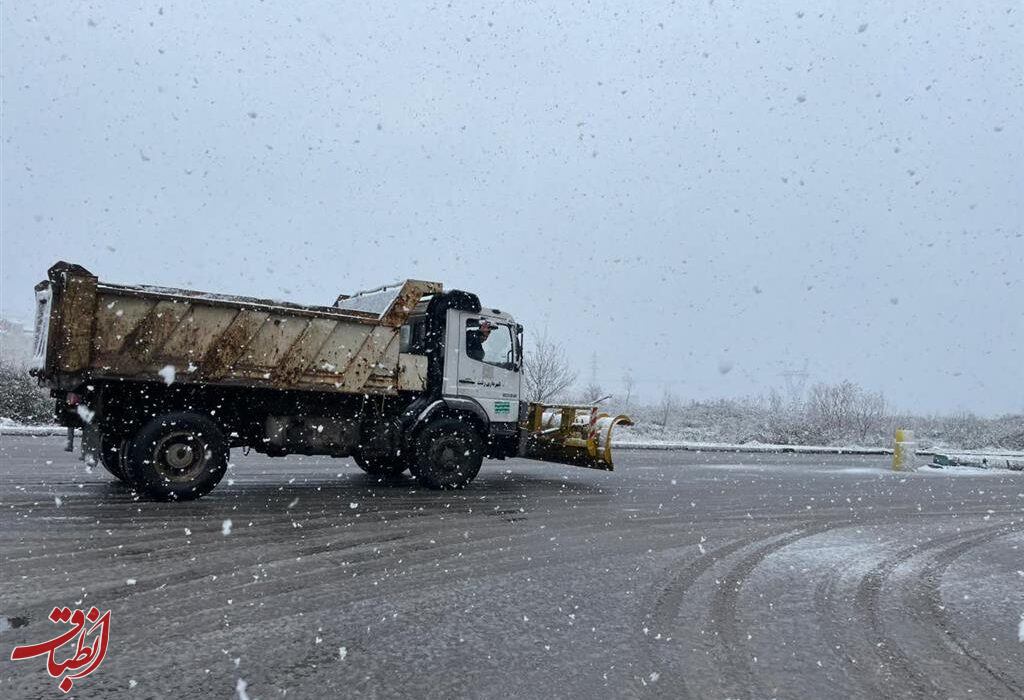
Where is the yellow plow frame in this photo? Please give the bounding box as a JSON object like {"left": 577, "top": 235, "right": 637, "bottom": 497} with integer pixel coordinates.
{"left": 520, "top": 402, "right": 634, "bottom": 471}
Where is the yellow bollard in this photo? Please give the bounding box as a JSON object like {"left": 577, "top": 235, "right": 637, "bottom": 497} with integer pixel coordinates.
{"left": 892, "top": 429, "right": 918, "bottom": 472}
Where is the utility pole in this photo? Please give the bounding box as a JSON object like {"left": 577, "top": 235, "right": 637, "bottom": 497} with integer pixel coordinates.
{"left": 780, "top": 360, "right": 809, "bottom": 405}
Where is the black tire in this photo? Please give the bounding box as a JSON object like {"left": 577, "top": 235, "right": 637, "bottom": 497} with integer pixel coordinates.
{"left": 98, "top": 435, "right": 129, "bottom": 482}
{"left": 409, "top": 418, "right": 484, "bottom": 489}
{"left": 124, "top": 412, "right": 229, "bottom": 501}
{"left": 352, "top": 450, "right": 409, "bottom": 478}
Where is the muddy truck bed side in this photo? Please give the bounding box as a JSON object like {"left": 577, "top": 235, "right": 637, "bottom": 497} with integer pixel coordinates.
{"left": 32, "top": 262, "right": 439, "bottom": 396}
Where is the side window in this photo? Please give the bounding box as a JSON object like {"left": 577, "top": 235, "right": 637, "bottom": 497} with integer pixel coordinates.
{"left": 465, "top": 318, "right": 514, "bottom": 368}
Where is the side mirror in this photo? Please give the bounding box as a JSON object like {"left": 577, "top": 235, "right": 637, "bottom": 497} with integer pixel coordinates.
{"left": 515, "top": 324, "right": 524, "bottom": 371}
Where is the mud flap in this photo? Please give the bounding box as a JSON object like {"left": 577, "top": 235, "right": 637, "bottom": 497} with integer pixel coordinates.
{"left": 519, "top": 403, "right": 633, "bottom": 471}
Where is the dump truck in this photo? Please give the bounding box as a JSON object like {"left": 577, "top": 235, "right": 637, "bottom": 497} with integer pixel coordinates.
{"left": 30, "top": 262, "right": 632, "bottom": 500}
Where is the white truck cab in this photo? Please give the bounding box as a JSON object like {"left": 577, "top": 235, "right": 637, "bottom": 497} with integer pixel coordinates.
{"left": 443, "top": 308, "right": 522, "bottom": 424}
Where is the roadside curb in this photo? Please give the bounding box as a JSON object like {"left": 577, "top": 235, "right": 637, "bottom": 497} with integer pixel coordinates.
{"left": 612, "top": 441, "right": 919, "bottom": 456}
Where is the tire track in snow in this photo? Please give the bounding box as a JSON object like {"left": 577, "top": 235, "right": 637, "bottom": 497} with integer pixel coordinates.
{"left": 909, "top": 526, "right": 1024, "bottom": 698}
{"left": 706, "top": 521, "right": 841, "bottom": 699}
{"left": 808, "top": 523, "right": 1023, "bottom": 699}
{"left": 637, "top": 521, "right": 841, "bottom": 698}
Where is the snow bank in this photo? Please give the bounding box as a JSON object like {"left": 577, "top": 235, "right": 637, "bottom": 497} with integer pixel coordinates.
{"left": 0, "top": 421, "right": 77, "bottom": 436}
{"left": 613, "top": 439, "right": 901, "bottom": 456}
{"left": 930, "top": 451, "right": 1024, "bottom": 471}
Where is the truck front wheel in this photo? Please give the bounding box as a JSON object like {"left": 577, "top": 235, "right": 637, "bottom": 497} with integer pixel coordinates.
{"left": 124, "top": 412, "right": 229, "bottom": 501}
{"left": 410, "top": 418, "right": 484, "bottom": 489}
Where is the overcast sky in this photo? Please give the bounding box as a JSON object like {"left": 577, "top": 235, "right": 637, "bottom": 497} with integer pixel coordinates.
{"left": 2, "top": 1, "right": 1021, "bottom": 414}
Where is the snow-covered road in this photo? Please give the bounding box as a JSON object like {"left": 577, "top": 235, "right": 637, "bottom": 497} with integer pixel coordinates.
{"left": 1, "top": 437, "right": 1021, "bottom": 698}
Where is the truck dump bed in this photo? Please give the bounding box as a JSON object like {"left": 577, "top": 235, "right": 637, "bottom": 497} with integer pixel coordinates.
{"left": 33, "top": 262, "right": 440, "bottom": 395}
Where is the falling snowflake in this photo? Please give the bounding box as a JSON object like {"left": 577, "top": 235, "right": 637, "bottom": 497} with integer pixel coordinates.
{"left": 76, "top": 405, "right": 95, "bottom": 424}
{"left": 222, "top": 519, "right": 233, "bottom": 536}
{"left": 158, "top": 365, "right": 176, "bottom": 385}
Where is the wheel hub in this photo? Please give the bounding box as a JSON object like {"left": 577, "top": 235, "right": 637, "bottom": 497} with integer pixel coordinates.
{"left": 153, "top": 432, "right": 208, "bottom": 481}
{"left": 166, "top": 444, "right": 196, "bottom": 469}
{"left": 435, "top": 439, "right": 466, "bottom": 470}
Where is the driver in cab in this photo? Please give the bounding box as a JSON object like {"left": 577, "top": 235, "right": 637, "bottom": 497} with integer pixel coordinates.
{"left": 466, "top": 319, "right": 495, "bottom": 362}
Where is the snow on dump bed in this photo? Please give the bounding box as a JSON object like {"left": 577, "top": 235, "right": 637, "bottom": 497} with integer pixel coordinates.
{"left": 113, "top": 284, "right": 303, "bottom": 308}
{"left": 333, "top": 282, "right": 404, "bottom": 317}
{"left": 98, "top": 283, "right": 370, "bottom": 317}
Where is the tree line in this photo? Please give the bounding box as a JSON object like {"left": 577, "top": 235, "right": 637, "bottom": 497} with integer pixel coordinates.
{"left": 519, "top": 336, "right": 1022, "bottom": 451}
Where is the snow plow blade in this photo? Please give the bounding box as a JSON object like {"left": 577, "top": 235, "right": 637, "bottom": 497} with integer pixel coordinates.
{"left": 519, "top": 403, "right": 634, "bottom": 471}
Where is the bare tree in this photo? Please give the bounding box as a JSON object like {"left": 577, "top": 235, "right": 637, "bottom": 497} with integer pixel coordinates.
{"left": 807, "top": 380, "right": 886, "bottom": 444}
{"left": 522, "top": 331, "right": 577, "bottom": 403}
{"left": 806, "top": 380, "right": 858, "bottom": 443}
{"left": 851, "top": 388, "right": 886, "bottom": 442}
{"left": 581, "top": 383, "right": 606, "bottom": 404}
{"left": 622, "top": 370, "right": 636, "bottom": 406}
{"left": 657, "top": 387, "right": 678, "bottom": 428}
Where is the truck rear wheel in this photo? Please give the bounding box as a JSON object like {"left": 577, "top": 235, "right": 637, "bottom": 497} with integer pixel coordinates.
{"left": 410, "top": 418, "right": 483, "bottom": 489}
{"left": 99, "top": 435, "right": 129, "bottom": 482}
{"left": 352, "top": 450, "right": 409, "bottom": 478}
{"left": 124, "top": 412, "right": 229, "bottom": 501}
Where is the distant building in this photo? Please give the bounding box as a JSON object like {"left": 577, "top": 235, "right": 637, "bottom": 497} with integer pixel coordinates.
{"left": 0, "top": 318, "right": 35, "bottom": 367}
